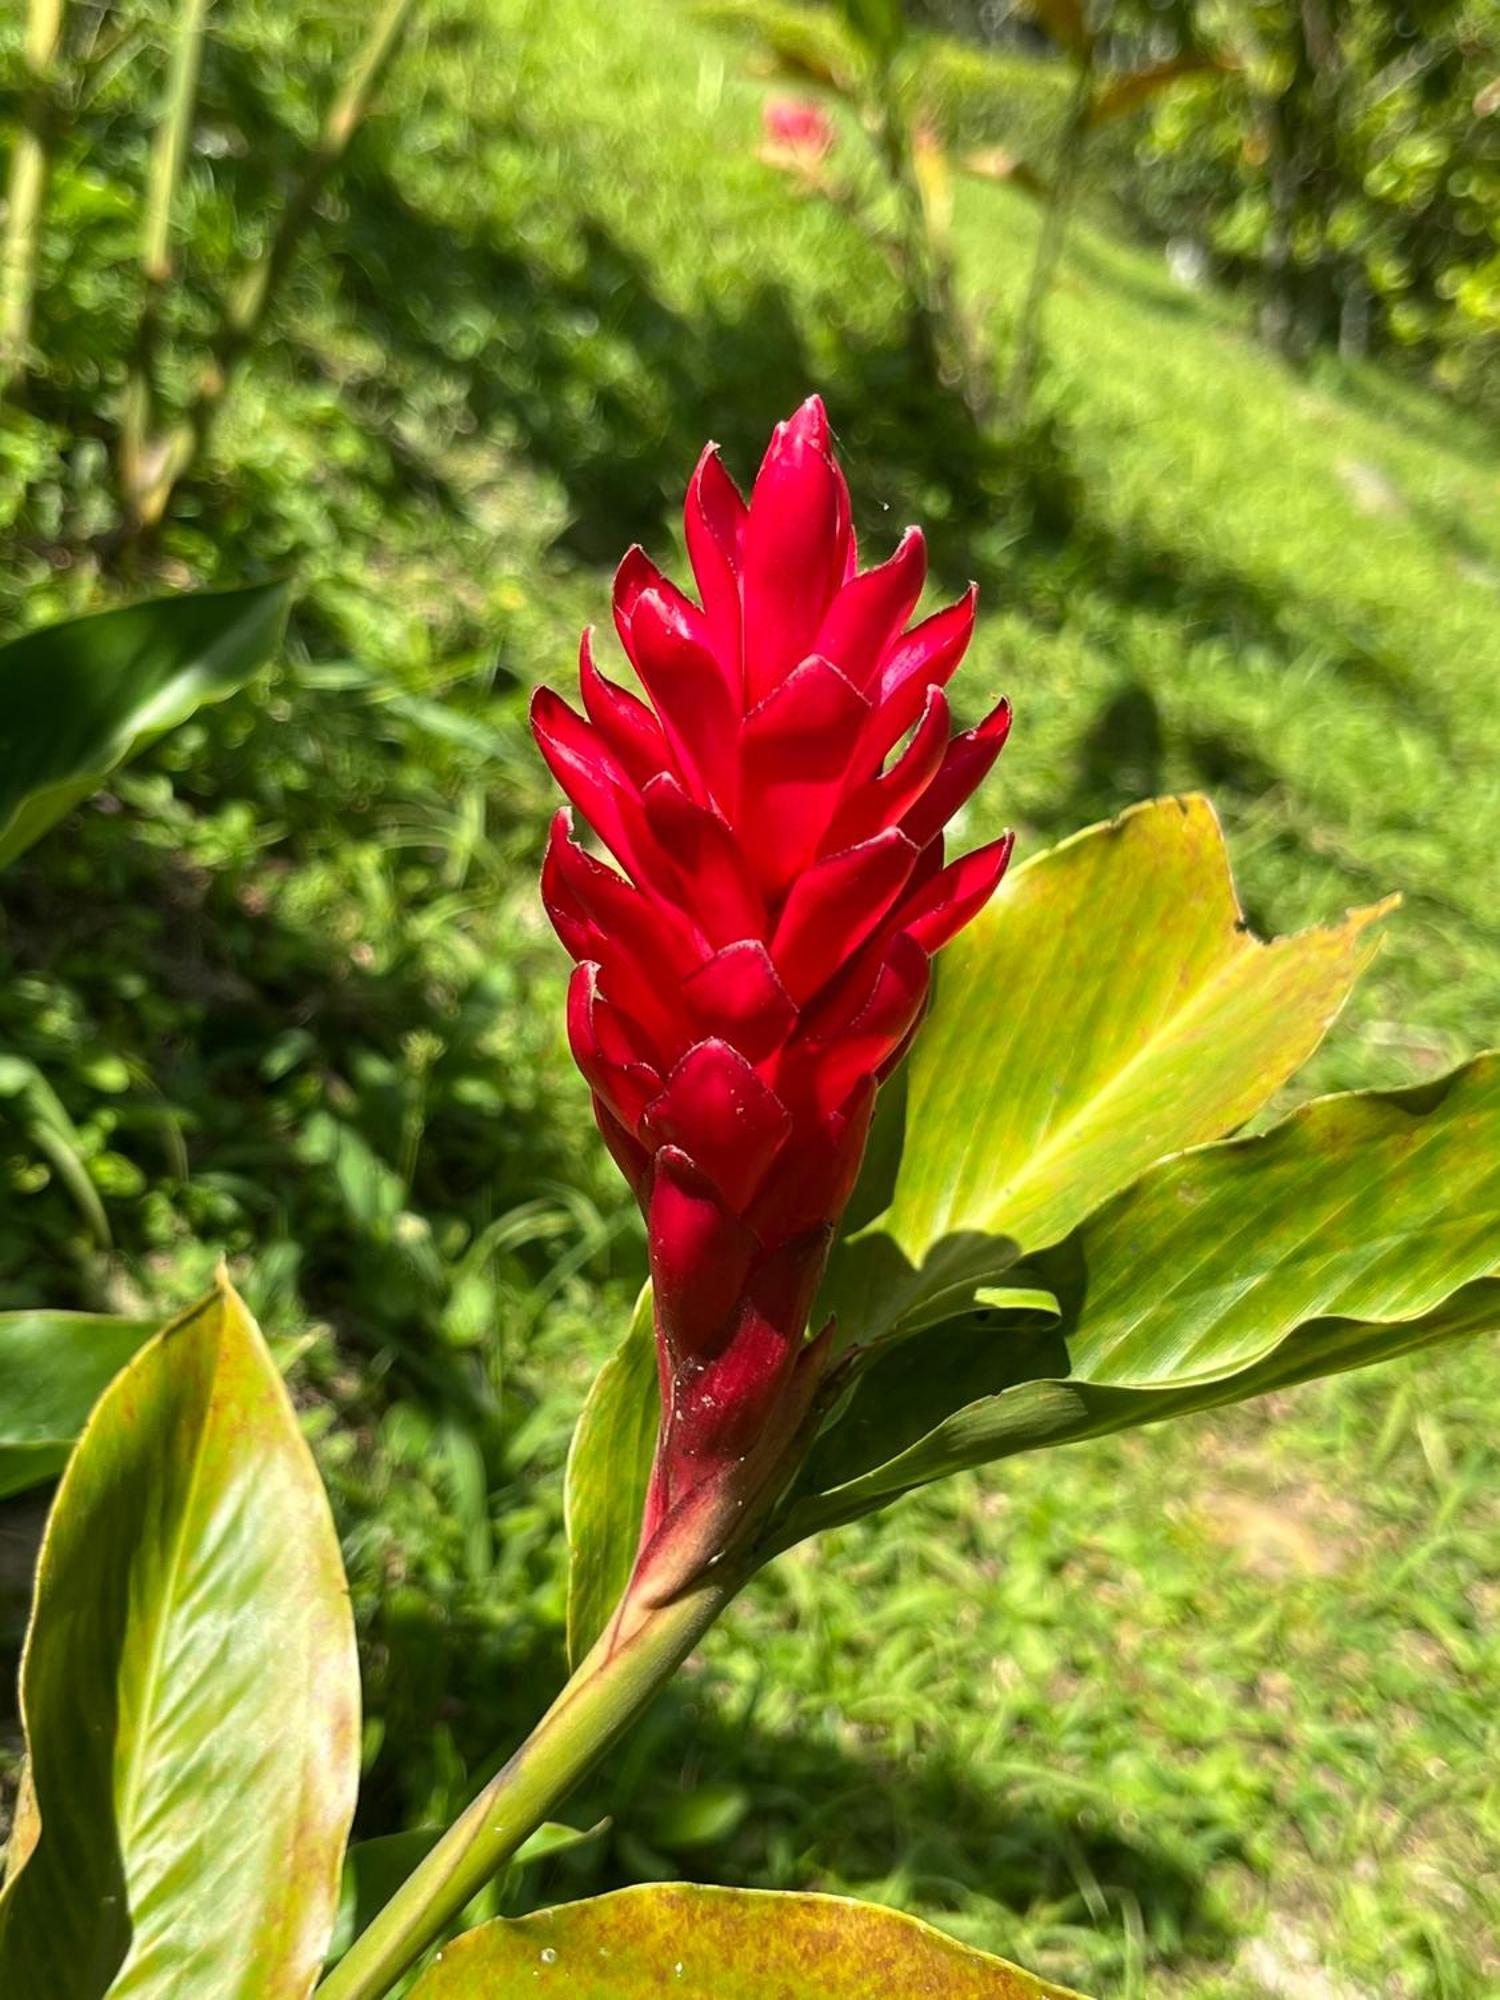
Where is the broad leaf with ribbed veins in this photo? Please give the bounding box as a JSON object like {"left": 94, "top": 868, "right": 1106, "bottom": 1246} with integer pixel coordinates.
{"left": 0, "top": 1277, "right": 358, "bottom": 1998}
{"left": 822, "top": 795, "right": 1388, "bottom": 1348}
{"left": 782, "top": 1056, "right": 1500, "bottom": 1540}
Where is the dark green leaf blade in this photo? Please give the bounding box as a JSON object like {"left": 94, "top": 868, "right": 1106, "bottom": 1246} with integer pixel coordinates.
{"left": 0, "top": 1276, "right": 359, "bottom": 1998}
{"left": 406, "top": 1884, "right": 1085, "bottom": 1997}
{"left": 824, "top": 795, "right": 1388, "bottom": 1348}
{"left": 0, "top": 1309, "right": 157, "bottom": 1499}
{"left": 0, "top": 580, "right": 289, "bottom": 867}
{"left": 564, "top": 1287, "right": 657, "bottom": 1669}
{"left": 787, "top": 1057, "right": 1500, "bottom": 1538}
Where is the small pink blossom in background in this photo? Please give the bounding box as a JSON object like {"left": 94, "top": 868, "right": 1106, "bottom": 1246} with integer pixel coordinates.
{"left": 760, "top": 96, "right": 837, "bottom": 167}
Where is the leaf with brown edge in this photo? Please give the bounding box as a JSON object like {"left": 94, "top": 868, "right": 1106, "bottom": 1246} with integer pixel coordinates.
{"left": 0, "top": 1275, "right": 359, "bottom": 1998}
{"left": 822, "top": 796, "right": 1391, "bottom": 1349}
{"left": 406, "top": 1885, "right": 1088, "bottom": 1998}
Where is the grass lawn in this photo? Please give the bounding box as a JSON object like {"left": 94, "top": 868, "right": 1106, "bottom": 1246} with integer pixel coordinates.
{"left": 2, "top": 0, "right": 1497, "bottom": 1993}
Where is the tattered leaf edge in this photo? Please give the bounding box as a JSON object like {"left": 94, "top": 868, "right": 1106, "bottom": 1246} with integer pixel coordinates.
{"left": 829, "top": 792, "right": 1394, "bottom": 1349}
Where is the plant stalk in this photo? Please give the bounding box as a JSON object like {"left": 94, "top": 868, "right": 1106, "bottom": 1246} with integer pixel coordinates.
{"left": 867, "top": 69, "right": 979, "bottom": 413}
{"left": 125, "top": 0, "right": 417, "bottom": 535}
{"left": 1004, "top": 40, "right": 1095, "bottom": 425}
{"left": 315, "top": 1565, "right": 743, "bottom": 2000}
{"left": 0, "top": 0, "right": 66, "bottom": 399}
{"left": 119, "top": 0, "right": 212, "bottom": 527}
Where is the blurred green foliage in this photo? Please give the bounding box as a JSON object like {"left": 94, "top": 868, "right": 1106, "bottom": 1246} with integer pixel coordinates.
{"left": 911, "top": 0, "right": 1500, "bottom": 401}
{"left": 1137, "top": 0, "right": 1499, "bottom": 401}
{"left": 0, "top": 0, "right": 1498, "bottom": 1992}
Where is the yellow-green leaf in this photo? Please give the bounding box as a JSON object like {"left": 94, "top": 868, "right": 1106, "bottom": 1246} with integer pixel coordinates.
{"left": 824, "top": 796, "right": 1387, "bottom": 1347}
{"left": 0, "top": 580, "right": 289, "bottom": 868}
{"left": 0, "top": 1276, "right": 359, "bottom": 1998}
{"left": 563, "top": 1286, "right": 657, "bottom": 1668}
{"left": 407, "top": 1885, "right": 1086, "bottom": 1997}
{"left": 786, "top": 1057, "right": 1500, "bottom": 1537}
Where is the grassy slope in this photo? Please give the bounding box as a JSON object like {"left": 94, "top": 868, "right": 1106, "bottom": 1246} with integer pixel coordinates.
{"left": 454, "top": 3, "right": 1500, "bottom": 1996}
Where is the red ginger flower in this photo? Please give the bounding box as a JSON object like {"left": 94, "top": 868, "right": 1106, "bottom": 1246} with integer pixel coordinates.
{"left": 533, "top": 397, "right": 1011, "bottom": 1594}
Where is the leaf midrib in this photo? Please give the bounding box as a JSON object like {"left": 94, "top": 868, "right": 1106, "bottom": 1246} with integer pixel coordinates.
{"left": 113, "top": 1298, "right": 220, "bottom": 1854}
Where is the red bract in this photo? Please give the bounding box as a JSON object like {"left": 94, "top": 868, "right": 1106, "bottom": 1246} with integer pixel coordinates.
{"left": 761, "top": 96, "right": 837, "bottom": 164}
{"left": 534, "top": 397, "right": 1011, "bottom": 1598}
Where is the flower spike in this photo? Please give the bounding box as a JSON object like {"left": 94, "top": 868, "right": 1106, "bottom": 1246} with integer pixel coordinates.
{"left": 533, "top": 396, "right": 1012, "bottom": 1603}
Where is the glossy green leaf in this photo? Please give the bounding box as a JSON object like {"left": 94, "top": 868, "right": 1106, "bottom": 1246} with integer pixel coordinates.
{"left": 784, "top": 1057, "right": 1500, "bottom": 1539}
{"left": 564, "top": 1285, "right": 658, "bottom": 1669}
{"left": 0, "top": 1276, "right": 359, "bottom": 1997}
{"left": 0, "top": 580, "right": 289, "bottom": 867}
{"left": 407, "top": 1885, "right": 1084, "bottom": 1997}
{"left": 509, "top": 1818, "right": 610, "bottom": 1869}
{"left": 0, "top": 1308, "right": 157, "bottom": 1498}
{"left": 824, "top": 796, "right": 1387, "bottom": 1349}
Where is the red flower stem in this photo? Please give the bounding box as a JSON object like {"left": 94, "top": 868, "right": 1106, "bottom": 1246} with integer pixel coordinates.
{"left": 315, "top": 1564, "right": 747, "bottom": 2000}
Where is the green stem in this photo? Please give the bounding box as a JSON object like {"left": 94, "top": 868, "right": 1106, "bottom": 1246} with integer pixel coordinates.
{"left": 315, "top": 1567, "right": 743, "bottom": 2000}
{"left": 119, "top": 0, "right": 212, "bottom": 526}
{"left": 0, "top": 0, "right": 65, "bottom": 399}
{"left": 867, "top": 66, "right": 983, "bottom": 417}
{"left": 1003, "top": 42, "right": 1095, "bottom": 426}
{"left": 127, "top": 0, "right": 417, "bottom": 535}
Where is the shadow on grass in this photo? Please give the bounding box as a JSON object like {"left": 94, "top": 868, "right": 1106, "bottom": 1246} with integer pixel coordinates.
{"left": 0, "top": 777, "right": 590, "bottom": 1392}
{"left": 582, "top": 1676, "right": 1229, "bottom": 1973}
{"left": 164, "top": 55, "right": 1460, "bottom": 830}
{"left": 321, "top": 124, "right": 1454, "bottom": 774}
{"left": 1327, "top": 363, "right": 1500, "bottom": 480}
{"left": 326, "top": 157, "right": 1025, "bottom": 586}
{"left": 341, "top": 1592, "right": 1232, "bottom": 1985}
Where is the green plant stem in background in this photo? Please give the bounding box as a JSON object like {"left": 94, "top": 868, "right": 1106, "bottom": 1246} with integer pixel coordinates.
{"left": 125, "top": 0, "right": 419, "bottom": 537}
{"left": 867, "top": 71, "right": 981, "bottom": 417}
{"left": 1004, "top": 38, "right": 1094, "bottom": 425}
{"left": 119, "top": 0, "right": 214, "bottom": 530}
{"left": 316, "top": 1567, "right": 745, "bottom": 2000}
{"left": 0, "top": 0, "right": 65, "bottom": 398}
